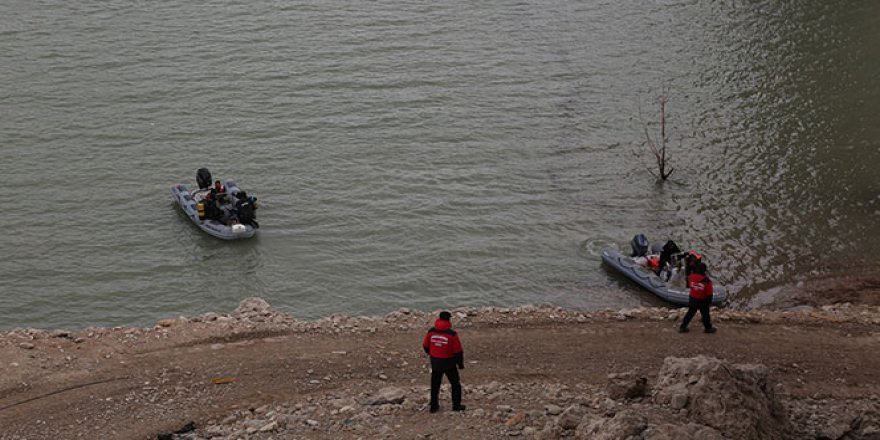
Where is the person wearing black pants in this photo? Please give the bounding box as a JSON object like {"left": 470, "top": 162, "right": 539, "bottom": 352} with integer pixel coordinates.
{"left": 430, "top": 358, "right": 462, "bottom": 412}
{"left": 422, "top": 311, "right": 465, "bottom": 412}
{"left": 680, "top": 262, "right": 716, "bottom": 333}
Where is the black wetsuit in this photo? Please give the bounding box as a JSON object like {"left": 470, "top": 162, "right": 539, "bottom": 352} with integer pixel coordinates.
{"left": 655, "top": 241, "right": 682, "bottom": 277}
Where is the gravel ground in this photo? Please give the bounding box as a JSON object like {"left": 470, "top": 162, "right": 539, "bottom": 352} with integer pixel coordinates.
{"left": 1, "top": 296, "right": 879, "bottom": 439}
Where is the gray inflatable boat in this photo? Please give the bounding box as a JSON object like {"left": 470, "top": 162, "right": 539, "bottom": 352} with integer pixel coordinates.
{"left": 601, "top": 248, "right": 728, "bottom": 306}
{"left": 170, "top": 169, "right": 258, "bottom": 240}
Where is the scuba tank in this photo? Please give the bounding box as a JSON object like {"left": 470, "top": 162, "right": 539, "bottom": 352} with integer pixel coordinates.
{"left": 197, "top": 201, "right": 206, "bottom": 220}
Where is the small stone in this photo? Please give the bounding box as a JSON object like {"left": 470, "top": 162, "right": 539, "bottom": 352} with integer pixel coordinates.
{"left": 670, "top": 393, "right": 688, "bottom": 410}
{"left": 365, "top": 387, "right": 407, "bottom": 405}
{"left": 259, "top": 421, "right": 278, "bottom": 432}
{"left": 19, "top": 343, "right": 35, "bottom": 350}
{"left": 545, "top": 404, "right": 562, "bottom": 416}
{"left": 505, "top": 412, "right": 526, "bottom": 427}
{"left": 157, "top": 319, "right": 176, "bottom": 327}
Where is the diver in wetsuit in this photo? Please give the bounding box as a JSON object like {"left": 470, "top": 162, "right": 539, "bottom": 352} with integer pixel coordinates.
{"left": 234, "top": 191, "right": 259, "bottom": 228}
{"left": 655, "top": 240, "right": 682, "bottom": 280}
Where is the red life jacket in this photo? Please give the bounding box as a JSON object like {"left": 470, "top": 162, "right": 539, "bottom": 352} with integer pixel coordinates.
{"left": 688, "top": 274, "right": 713, "bottom": 300}
{"left": 422, "top": 319, "right": 462, "bottom": 359}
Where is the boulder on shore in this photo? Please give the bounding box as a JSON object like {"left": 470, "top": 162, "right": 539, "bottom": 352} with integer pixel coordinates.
{"left": 607, "top": 371, "right": 649, "bottom": 401}
{"left": 653, "top": 355, "right": 792, "bottom": 440}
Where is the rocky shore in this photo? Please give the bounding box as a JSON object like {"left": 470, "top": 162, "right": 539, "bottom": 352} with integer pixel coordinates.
{"left": 1, "top": 298, "right": 879, "bottom": 439}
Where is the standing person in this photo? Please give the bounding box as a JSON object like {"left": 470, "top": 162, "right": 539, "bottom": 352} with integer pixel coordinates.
{"left": 422, "top": 311, "right": 465, "bottom": 413}
{"left": 679, "top": 262, "right": 716, "bottom": 333}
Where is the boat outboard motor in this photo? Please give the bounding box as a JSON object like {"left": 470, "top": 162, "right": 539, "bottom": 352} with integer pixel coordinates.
{"left": 196, "top": 168, "right": 213, "bottom": 190}
{"left": 630, "top": 234, "right": 649, "bottom": 257}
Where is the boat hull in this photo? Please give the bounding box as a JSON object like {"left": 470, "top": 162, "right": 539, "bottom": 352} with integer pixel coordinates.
{"left": 601, "top": 248, "right": 727, "bottom": 306}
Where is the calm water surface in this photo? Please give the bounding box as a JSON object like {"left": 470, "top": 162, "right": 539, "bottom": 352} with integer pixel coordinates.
{"left": 1, "top": 1, "right": 878, "bottom": 330}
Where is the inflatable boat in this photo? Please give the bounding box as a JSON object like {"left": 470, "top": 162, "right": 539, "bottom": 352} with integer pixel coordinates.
{"left": 601, "top": 236, "right": 728, "bottom": 306}
{"left": 171, "top": 168, "right": 259, "bottom": 240}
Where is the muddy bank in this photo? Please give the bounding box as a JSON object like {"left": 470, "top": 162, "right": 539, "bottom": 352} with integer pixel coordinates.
{"left": 746, "top": 272, "right": 880, "bottom": 310}
{"left": 1, "top": 299, "right": 879, "bottom": 439}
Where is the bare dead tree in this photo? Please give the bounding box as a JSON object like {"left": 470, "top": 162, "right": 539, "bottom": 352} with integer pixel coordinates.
{"left": 638, "top": 95, "right": 674, "bottom": 180}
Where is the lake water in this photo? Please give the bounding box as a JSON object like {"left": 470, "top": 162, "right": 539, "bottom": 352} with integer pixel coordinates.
{"left": 2, "top": 0, "right": 878, "bottom": 330}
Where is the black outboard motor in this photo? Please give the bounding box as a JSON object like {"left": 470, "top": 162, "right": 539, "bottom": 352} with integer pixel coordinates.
{"left": 630, "top": 234, "right": 649, "bottom": 257}
{"left": 196, "top": 168, "right": 213, "bottom": 190}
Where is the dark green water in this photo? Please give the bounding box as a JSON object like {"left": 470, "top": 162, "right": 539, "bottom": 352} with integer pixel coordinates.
{"left": 1, "top": 0, "right": 878, "bottom": 330}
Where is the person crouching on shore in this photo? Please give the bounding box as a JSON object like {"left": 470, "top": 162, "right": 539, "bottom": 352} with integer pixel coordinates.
{"left": 422, "top": 311, "right": 466, "bottom": 413}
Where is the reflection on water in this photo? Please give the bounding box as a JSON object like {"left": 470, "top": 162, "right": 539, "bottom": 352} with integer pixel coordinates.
{"left": 0, "top": 0, "right": 877, "bottom": 329}
{"left": 685, "top": 1, "right": 880, "bottom": 302}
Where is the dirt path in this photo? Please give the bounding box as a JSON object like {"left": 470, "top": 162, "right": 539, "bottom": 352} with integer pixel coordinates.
{"left": 1, "top": 309, "right": 878, "bottom": 440}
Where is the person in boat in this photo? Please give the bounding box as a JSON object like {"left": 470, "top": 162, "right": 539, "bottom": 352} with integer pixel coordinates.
{"left": 213, "top": 180, "right": 227, "bottom": 204}
{"left": 679, "top": 262, "right": 716, "bottom": 334}
{"left": 201, "top": 188, "right": 219, "bottom": 221}
{"left": 234, "top": 192, "right": 259, "bottom": 228}
{"left": 202, "top": 184, "right": 228, "bottom": 222}
{"left": 655, "top": 240, "right": 682, "bottom": 280}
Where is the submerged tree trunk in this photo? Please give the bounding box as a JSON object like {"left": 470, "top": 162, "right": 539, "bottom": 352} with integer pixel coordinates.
{"left": 640, "top": 95, "right": 674, "bottom": 181}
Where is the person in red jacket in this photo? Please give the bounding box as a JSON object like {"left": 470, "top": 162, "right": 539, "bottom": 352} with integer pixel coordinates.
{"left": 213, "top": 180, "right": 227, "bottom": 204}
{"left": 422, "top": 311, "right": 465, "bottom": 413}
{"left": 679, "top": 262, "right": 717, "bottom": 333}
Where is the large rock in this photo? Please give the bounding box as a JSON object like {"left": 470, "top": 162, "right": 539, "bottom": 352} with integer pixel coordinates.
{"left": 557, "top": 405, "right": 586, "bottom": 430}
{"left": 233, "top": 297, "right": 287, "bottom": 322}
{"left": 575, "top": 410, "right": 647, "bottom": 440}
{"left": 235, "top": 297, "right": 274, "bottom": 315}
{"left": 653, "top": 356, "right": 791, "bottom": 440}
{"left": 642, "top": 423, "right": 724, "bottom": 440}
{"left": 607, "top": 371, "right": 649, "bottom": 400}
{"left": 838, "top": 408, "right": 880, "bottom": 440}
